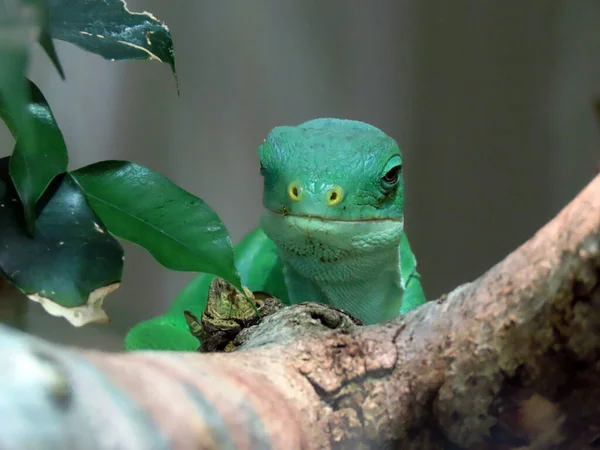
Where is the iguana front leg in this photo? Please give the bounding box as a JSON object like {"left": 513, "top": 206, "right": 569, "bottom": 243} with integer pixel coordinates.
{"left": 400, "top": 272, "right": 426, "bottom": 314}
{"left": 399, "top": 230, "right": 427, "bottom": 314}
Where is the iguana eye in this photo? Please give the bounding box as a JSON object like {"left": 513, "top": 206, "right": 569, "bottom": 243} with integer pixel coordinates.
{"left": 260, "top": 162, "right": 266, "bottom": 176}
{"left": 382, "top": 165, "right": 401, "bottom": 184}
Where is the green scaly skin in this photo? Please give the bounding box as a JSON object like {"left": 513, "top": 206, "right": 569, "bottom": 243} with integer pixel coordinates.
{"left": 124, "top": 118, "right": 426, "bottom": 351}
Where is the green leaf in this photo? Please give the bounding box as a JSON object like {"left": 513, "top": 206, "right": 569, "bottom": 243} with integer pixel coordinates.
{"left": 47, "top": 0, "right": 177, "bottom": 83}
{"left": 0, "top": 157, "right": 124, "bottom": 326}
{"left": 0, "top": 79, "right": 69, "bottom": 234}
{"left": 0, "top": 48, "right": 28, "bottom": 138}
{"left": 0, "top": 2, "right": 66, "bottom": 233}
{"left": 39, "top": 29, "right": 64, "bottom": 79}
{"left": 71, "top": 160, "right": 242, "bottom": 291}
{"left": 0, "top": 0, "right": 44, "bottom": 186}
{"left": 35, "top": 0, "right": 65, "bottom": 78}
{"left": 123, "top": 315, "right": 199, "bottom": 352}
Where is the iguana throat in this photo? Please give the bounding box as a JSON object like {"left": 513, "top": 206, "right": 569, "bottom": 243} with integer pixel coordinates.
{"left": 260, "top": 210, "right": 404, "bottom": 323}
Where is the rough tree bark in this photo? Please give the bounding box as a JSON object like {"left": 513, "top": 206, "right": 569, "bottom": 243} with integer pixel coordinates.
{"left": 1, "top": 174, "right": 599, "bottom": 450}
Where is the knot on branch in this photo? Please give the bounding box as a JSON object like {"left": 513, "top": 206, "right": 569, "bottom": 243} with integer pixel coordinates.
{"left": 186, "top": 277, "right": 363, "bottom": 353}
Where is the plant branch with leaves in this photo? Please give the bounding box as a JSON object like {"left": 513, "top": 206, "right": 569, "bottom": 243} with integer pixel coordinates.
{"left": 0, "top": 0, "right": 248, "bottom": 328}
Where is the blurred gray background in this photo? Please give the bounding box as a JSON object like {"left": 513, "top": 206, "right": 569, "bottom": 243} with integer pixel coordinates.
{"left": 1, "top": 1, "right": 599, "bottom": 350}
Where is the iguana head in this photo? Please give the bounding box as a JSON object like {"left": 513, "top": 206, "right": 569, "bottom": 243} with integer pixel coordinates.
{"left": 258, "top": 118, "right": 405, "bottom": 223}
{"left": 258, "top": 118, "right": 406, "bottom": 266}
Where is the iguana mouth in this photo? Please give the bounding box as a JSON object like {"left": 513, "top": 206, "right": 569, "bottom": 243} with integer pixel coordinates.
{"left": 265, "top": 208, "right": 402, "bottom": 223}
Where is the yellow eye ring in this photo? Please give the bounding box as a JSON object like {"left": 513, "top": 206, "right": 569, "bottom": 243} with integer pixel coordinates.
{"left": 287, "top": 181, "right": 302, "bottom": 202}
{"left": 326, "top": 186, "right": 344, "bottom": 206}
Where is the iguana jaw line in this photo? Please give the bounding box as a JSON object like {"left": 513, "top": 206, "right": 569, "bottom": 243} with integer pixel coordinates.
{"left": 264, "top": 208, "right": 403, "bottom": 223}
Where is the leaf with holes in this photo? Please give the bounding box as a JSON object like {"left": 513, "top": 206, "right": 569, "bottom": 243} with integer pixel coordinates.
{"left": 71, "top": 160, "right": 242, "bottom": 291}
{"left": 47, "top": 0, "right": 177, "bottom": 83}
{"left": 0, "top": 157, "right": 124, "bottom": 326}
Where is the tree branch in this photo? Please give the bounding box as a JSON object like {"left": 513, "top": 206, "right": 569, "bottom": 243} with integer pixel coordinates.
{"left": 1, "top": 174, "right": 599, "bottom": 449}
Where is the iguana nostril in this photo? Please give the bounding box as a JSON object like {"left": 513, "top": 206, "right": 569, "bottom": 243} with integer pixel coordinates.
{"left": 326, "top": 186, "right": 344, "bottom": 206}
{"left": 288, "top": 181, "right": 302, "bottom": 202}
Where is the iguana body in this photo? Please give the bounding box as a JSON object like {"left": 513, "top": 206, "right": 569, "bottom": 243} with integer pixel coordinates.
{"left": 125, "top": 119, "right": 426, "bottom": 351}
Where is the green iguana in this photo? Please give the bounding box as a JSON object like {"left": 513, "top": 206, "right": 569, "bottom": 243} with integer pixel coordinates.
{"left": 124, "top": 118, "right": 427, "bottom": 351}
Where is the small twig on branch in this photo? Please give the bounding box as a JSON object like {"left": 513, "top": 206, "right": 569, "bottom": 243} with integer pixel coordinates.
{"left": 0, "top": 175, "right": 599, "bottom": 449}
